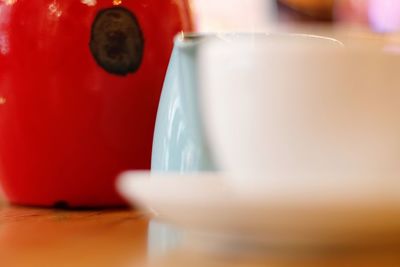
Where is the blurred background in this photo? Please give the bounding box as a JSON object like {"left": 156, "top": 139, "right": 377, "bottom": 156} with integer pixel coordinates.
{"left": 191, "top": 0, "right": 400, "bottom": 34}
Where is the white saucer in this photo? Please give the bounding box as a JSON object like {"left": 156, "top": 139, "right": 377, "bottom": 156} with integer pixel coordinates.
{"left": 118, "top": 172, "right": 400, "bottom": 247}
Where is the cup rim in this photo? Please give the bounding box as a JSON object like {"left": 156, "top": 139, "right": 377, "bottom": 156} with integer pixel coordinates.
{"left": 174, "top": 31, "right": 400, "bottom": 53}
{"left": 174, "top": 31, "right": 343, "bottom": 45}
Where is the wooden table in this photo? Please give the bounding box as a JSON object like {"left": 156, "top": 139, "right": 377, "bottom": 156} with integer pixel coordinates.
{"left": 1, "top": 200, "right": 400, "bottom": 267}
{"left": 0, "top": 201, "right": 148, "bottom": 267}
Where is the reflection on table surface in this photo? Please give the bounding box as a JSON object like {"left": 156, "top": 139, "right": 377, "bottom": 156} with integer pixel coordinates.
{"left": 0, "top": 202, "right": 400, "bottom": 267}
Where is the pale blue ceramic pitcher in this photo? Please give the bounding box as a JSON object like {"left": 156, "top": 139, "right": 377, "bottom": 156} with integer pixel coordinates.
{"left": 151, "top": 34, "right": 215, "bottom": 172}
{"left": 149, "top": 33, "right": 215, "bottom": 255}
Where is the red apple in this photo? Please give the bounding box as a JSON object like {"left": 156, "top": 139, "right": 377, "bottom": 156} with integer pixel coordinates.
{"left": 0, "top": 0, "right": 193, "bottom": 207}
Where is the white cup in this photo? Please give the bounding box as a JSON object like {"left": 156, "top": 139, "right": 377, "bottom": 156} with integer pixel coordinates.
{"left": 198, "top": 33, "right": 400, "bottom": 199}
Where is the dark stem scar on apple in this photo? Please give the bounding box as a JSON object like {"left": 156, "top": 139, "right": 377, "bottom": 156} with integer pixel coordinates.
{"left": 89, "top": 7, "right": 144, "bottom": 76}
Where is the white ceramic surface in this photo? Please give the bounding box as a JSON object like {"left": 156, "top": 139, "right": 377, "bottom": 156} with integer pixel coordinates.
{"left": 198, "top": 33, "right": 400, "bottom": 196}
{"left": 118, "top": 172, "right": 400, "bottom": 246}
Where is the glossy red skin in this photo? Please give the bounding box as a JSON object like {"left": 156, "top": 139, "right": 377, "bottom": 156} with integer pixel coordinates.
{"left": 0, "top": 0, "right": 192, "bottom": 207}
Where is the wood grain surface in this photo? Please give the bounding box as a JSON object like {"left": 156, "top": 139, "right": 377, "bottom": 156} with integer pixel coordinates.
{"left": 0, "top": 200, "right": 148, "bottom": 267}
{"left": 1, "top": 199, "right": 400, "bottom": 267}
